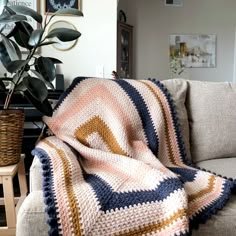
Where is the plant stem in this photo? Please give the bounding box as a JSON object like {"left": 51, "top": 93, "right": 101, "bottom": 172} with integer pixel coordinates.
{"left": 3, "top": 47, "right": 37, "bottom": 109}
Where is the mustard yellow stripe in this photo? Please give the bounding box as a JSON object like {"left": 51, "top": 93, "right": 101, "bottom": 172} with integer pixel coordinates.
{"left": 188, "top": 175, "right": 216, "bottom": 203}
{"left": 115, "top": 208, "right": 188, "bottom": 236}
{"left": 75, "top": 115, "right": 128, "bottom": 156}
{"left": 141, "top": 81, "right": 178, "bottom": 165}
{"left": 44, "top": 139, "right": 83, "bottom": 236}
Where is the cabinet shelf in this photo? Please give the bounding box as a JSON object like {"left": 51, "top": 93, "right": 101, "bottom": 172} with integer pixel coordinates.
{"left": 117, "top": 22, "right": 133, "bottom": 79}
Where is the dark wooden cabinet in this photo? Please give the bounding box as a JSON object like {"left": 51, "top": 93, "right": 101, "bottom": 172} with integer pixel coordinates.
{"left": 117, "top": 22, "right": 133, "bottom": 79}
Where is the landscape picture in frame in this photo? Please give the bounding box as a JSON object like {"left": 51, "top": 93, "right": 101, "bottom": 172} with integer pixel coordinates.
{"left": 45, "top": 0, "right": 81, "bottom": 14}
{"left": 169, "top": 34, "right": 216, "bottom": 68}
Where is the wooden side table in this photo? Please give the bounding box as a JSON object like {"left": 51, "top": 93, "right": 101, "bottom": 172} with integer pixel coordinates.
{"left": 0, "top": 155, "right": 28, "bottom": 236}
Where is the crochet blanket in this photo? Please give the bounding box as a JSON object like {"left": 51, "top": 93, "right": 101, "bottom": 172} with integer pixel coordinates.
{"left": 33, "top": 77, "right": 233, "bottom": 236}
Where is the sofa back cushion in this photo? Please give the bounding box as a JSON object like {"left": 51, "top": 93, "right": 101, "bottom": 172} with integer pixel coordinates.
{"left": 186, "top": 80, "right": 236, "bottom": 163}
{"left": 161, "top": 79, "right": 191, "bottom": 160}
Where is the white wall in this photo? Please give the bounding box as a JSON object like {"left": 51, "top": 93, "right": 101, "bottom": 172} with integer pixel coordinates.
{"left": 122, "top": 0, "right": 236, "bottom": 82}
{"left": 117, "top": 1, "right": 128, "bottom": 18}
{"left": 40, "top": 0, "right": 117, "bottom": 87}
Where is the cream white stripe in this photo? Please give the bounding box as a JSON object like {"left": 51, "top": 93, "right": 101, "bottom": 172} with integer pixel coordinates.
{"left": 38, "top": 139, "right": 74, "bottom": 235}
{"left": 184, "top": 171, "right": 213, "bottom": 195}
{"left": 87, "top": 132, "right": 111, "bottom": 152}
{"left": 91, "top": 189, "right": 187, "bottom": 235}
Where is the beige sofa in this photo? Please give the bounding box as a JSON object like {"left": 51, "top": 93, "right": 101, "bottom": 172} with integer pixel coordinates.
{"left": 16, "top": 79, "right": 236, "bottom": 236}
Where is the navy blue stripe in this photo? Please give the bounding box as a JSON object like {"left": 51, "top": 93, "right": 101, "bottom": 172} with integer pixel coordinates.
{"left": 190, "top": 180, "right": 233, "bottom": 229}
{"left": 83, "top": 171, "right": 184, "bottom": 211}
{"left": 150, "top": 79, "right": 191, "bottom": 165}
{"left": 114, "top": 79, "right": 159, "bottom": 154}
{"left": 54, "top": 76, "right": 89, "bottom": 110}
{"left": 169, "top": 167, "right": 197, "bottom": 183}
{"left": 32, "top": 148, "right": 60, "bottom": 236}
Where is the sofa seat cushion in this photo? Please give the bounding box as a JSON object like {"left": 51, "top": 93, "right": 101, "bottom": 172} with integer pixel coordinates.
{"left": 195, "top": 157, "right": 236, "bottom": 179}
{"left": 17, "top": 188, "right": 236, "bottom": 236}
{"left": 192, "top": 194, "right": 236, "bottom": 236}
{"left": 186, "top": 80, "right": 236, "bottom": 163}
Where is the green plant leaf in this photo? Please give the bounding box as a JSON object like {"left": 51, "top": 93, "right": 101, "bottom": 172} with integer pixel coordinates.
{"left": 53, "top": 8, "right": 83, "bottom": 17}
{"left": 16, "top": 20, "right": 33, "bottom": 36}
{"left": 30, "top": 69, "right": 55, "bottom": 90}
{"left": 38, "top": 41, "right": 58, "bottom": 47}
{"left": 12, "top": 71, "right": 26, "bottom": 85}
{"left": 4, "top": 5, "right": 17, "bottom": 15}
{"left": 24, "top": 90, "right": 53, "bottom": 116}
{"left": 45, "top": 57, "right": 63, "bottom": 64}
{"left": 1, "top": 33, "right": 18, "bottom": 60}
{"left": 2, "top": 6, "right": 29, "bottom": 39}
{"left": 9, "top": 39, "right": 22, "bottom": 60}
{"left": 0, "top": 14, "right": 27, "bottom": 23}
{"left": 14, "top": 22, "right": 34, "bottom": 49}
{"left": 9, "top": 5, "right": 43, "bottom": 23}
{"left": 15, "top": 81, "right": 27, "bottom": 92}
{"left": 0, "top": 42, "right": 11, "bottom": 68}
{"left": 46, "top": 28, "right": 81, "bottom": 42}
{"left": 5, "top": 24, "right": 17, "bottom": 37}
{"left": 30, "top": 69, "right": 45, "bottom": 80}
{"left": 23, "top": 76, "right": 48, "bottom": 102}
{"left": 30, "top": 69, "right": 47, "bottom": 84}
{"left": 28, "top": 29, "right": 43, "bottom": 46}
{"left": 36, "top": 57, "right": 56, "bottom": 82}
{"left": 5, "top": 59, "right": 30, "bottom": 73}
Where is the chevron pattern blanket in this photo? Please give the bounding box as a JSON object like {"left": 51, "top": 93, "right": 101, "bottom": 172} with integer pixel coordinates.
{"left": 33, "top": 77, "right": 233, "bottom": 236}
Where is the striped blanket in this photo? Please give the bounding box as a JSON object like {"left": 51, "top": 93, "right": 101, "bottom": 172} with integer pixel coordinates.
{"left": 33, "top": 77, "right": 233, "bottom": 236}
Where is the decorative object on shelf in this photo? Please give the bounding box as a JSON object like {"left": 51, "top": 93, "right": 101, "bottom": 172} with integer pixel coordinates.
{"left": 111, "top": 70, "right": 120, "bottom": 79}
{"left": 169, "top": 34, "right": 216, "bottom": 68}
{"left": 48, "top": 20, "right": 78, "bottom": 50}
{"left": 118, "top": 9, "right": 126, "bottom": 23}
{"left": 45, "top": 0, "right": 81, "bottom": 14}
{"left": 0, "top": 2, "right": 83, "bottom": 165}
{"left": 165, "top": 0, "right": 183, "bottom": 7}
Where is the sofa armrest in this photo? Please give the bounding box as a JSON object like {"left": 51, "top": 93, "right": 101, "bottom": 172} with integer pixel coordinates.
{"left": 16, "top": 191, "right": 49, "bottom": 236}
{"left": 29, "top": 156, "right": 43, "bottom": 192}
{"left": 16, "top": 158, "right": 49, "bottom": 236}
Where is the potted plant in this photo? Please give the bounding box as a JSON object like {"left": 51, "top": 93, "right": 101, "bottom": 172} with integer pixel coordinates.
{"left": 0, "top": 3, "right": 83, "bottom": 166}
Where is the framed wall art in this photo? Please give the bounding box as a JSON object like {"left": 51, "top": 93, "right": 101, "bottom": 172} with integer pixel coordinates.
{"left": 0, "top": 0, "right": 40, "bottom": 53}
{"left": 45, "top": 0, "right": 81, "bottom": 14}
{"left": 48, "top": 20, "right": 78, "bottom": 51}
{"left": 169, "top": 34, "right": 216, "bottom": 68}
{"left": 0, "top": 0, "right": 39, "bottom": 34}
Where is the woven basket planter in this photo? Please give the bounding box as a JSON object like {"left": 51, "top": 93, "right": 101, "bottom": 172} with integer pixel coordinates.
{"left": 0, "top": 109, "right": 25, "bottom": 166}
